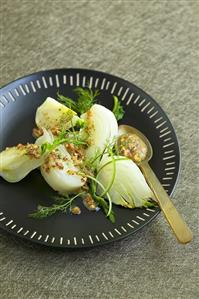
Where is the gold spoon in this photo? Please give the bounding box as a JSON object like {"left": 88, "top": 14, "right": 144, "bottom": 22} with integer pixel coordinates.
{"left": 118, "top": 125, "right": 192, "bottom": 244}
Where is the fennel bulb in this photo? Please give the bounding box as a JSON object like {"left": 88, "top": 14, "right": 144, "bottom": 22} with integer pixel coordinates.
{"left": 97, "top": 155, "right": 154, "bottom": 208}
{"left": 35, "top": 97, "right": 79, "bottom": 131}
{"left": 81, "top": 104, "right": 118, "bottom": 159}
{"left": 40, "top": 144, "right": 85, "bottom": 193}
{"left": 0, "top": 144, "right": 45, "bottom": 183}
{"left": 36, "top": 129, "right": 85, "bottom": 193}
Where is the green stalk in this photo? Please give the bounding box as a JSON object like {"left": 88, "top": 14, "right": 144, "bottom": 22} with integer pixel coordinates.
{"left": 86, "top": 175, "right": 112, "bottom": 217}
{"left": 97, "top": 157, "right": 129, "bottom": 174}
{"left": 79, "top": 172, "right": 112, "bottom": 217}
{"left": 88, "top": 148, "right": 108, "bottom": 167}
{"left": 99, "top": 149, "right": 116, "bottom": 197}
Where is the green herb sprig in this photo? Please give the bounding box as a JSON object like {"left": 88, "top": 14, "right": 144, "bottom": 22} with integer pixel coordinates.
{"left": 112, "top": 95, "right": 125, "bottom": 121}
{"left": 74, "top": 87, "right": 99, "bottom": 114}
{"left": 40, "top": 130, "right": 87, "bottom": 155}
{"left": 57, "top": 87, "right": 100, "bottom": 115}
{"left": 29, "top": 193, "right": 84, "bottom": 219}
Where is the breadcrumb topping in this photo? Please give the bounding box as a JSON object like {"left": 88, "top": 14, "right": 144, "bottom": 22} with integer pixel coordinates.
{"left": 16, "top": 143, "right": 41, "bottom": 159}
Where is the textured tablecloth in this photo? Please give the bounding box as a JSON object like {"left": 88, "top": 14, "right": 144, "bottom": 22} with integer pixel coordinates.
{"left": 0, "top": 0, "right": 199, "bottom": 298}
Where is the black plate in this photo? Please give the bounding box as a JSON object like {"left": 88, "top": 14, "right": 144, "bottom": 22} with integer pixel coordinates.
{"left": 0, "top": 69, "right": 180, "bottom": 248}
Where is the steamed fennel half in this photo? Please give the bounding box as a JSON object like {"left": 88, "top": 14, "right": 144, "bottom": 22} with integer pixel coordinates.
{"left": 0, "top": 87, "right": 156, "bottom": 223}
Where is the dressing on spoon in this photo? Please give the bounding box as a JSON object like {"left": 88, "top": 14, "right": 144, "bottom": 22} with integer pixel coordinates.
{"left": 118, "top": 133, "right": 147, "bottom": 163}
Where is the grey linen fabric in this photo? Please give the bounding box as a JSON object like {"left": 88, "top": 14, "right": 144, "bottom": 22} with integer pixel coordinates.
{"left": 0, "top": 0, "right": 199, "bottom": 298}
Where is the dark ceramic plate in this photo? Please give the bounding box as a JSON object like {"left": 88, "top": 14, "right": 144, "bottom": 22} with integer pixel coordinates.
{"left": 0, "top": 69, "right": 180, "bottom": 248}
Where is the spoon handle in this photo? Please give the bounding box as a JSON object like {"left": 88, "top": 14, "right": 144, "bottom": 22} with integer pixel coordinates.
{"left": 140, "top": 162, "right": 192, "bottom": 244}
